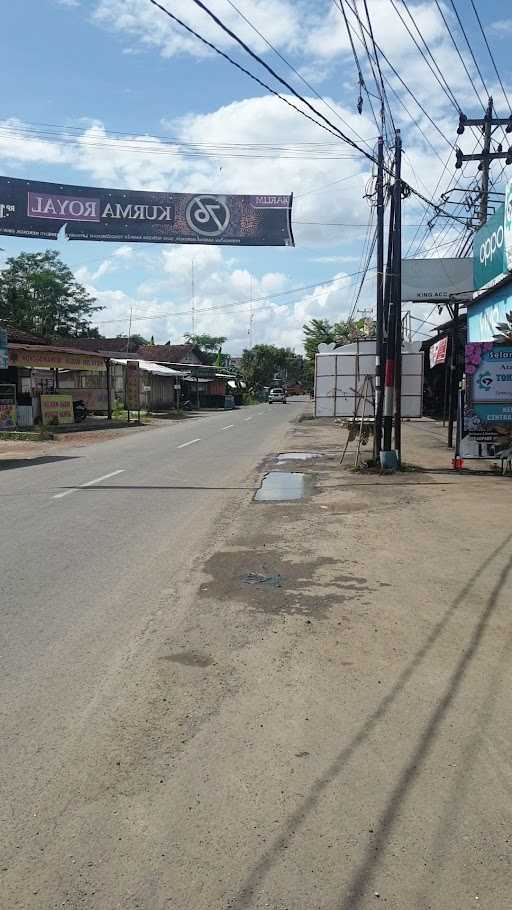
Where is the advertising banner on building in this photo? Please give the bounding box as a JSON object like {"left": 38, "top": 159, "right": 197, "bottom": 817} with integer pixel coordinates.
{"left": 0, "top": 383, "right": 16, "bottom": 429}
{"left": 8, "top": 345, "right": 106, "bottom": 371}
{"left": 473, "top": 203, "right": 507, "bottom": 291}
{"left": 401, "top": 258, "right": 473, "bottom": 301}
{"left": 461, "top": 343, "right": 512, "bottom": 459}
{"left": 41, "top": 394, "right": 74, "bottom": 425}
{"left": 505, "top": 177, "right": 512, "bottom": 272}
{"left": 429, "top": 336, "right": 448, "bottom": 368}
{"left": 0, "top": 176, "right": 294, "bottom": 247}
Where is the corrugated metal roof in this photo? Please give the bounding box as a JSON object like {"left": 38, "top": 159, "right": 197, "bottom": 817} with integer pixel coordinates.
{"left": 110, "top": 358, "right": 185, "bottom": 377}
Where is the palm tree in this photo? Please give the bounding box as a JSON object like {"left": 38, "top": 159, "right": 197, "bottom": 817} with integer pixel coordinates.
{"left": 494, "top": 311, "right": 512, "bottom": 343}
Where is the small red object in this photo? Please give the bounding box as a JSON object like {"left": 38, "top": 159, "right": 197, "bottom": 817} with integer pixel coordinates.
{"left": 452, "top": 456, "right": 464, "bottom": 470}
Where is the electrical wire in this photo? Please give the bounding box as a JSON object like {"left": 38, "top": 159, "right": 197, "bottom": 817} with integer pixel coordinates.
{"left": 94, "top": 263, "right": 379, "bottom": 326}
{"left": 340, "top": 0, "right": 455, "bottom": 151}
{"left": 335, "top": 0, "right": 380, "bottom": 132}
{"left": 146, "top": 0, "right": 373, "bottom": 157}
{"left": 147, "top": 0, "right": 467, "bottom": 223}
{"left": 469, "top": 0, "right": 512, "bottom": 112}
{"left": 432, "top": 0, "right": 485, "bottom": 111}
{"left": 361, "top": 0, "right": 396, "bottom": 135}
{"left": 388, "top": 0, "right": 461, "bottom": 112}
{"left": 223, "top": 0, "right": 376, "bottom": 152}
{"left": 294, "top": 170, "right": 365, "bottom": 197}
{"left": 448, "top": 0, "right": 490, "bottom": 102}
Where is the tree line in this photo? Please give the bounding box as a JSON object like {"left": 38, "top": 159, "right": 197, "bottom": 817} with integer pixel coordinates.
{"left": 0, "top": 249, "right": 374, "bottom": 387}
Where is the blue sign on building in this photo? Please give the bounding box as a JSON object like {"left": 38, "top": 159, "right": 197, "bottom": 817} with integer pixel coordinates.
{"left": 467, "top": 282, "right": 512, "bottom": 342}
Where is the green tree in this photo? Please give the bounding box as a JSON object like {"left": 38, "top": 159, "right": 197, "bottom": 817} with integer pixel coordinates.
{"left": 116, "top": 333, "right": 149, "bottom": 350}
{"left": 302, "top": 316, "right": 376, "bottom": 385}
{"left": 240, "top": 344, "right": 303, "bottom": 392}
{"left": 0, "top": 250, "right": 102, "bottom": 338}
{"left": 184, "top": 333, "right": 228, "bottom": 365}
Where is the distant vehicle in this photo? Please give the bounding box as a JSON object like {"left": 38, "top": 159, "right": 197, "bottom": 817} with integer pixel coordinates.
{"left": 268, "top": 387, "right": 287, "bottom": 404}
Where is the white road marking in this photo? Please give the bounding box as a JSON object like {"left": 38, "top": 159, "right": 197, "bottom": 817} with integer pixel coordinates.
{"left": 53, "top": 469, "right": 125, "bottom": 500}
{"left": 244, "top": 416, "right": 253, "bottom": 421}
{"left": 177, "top": 438, "right": 201, "bottom": 449}
{"left": 222, "top": 424, "right": 234, "bottom": 430}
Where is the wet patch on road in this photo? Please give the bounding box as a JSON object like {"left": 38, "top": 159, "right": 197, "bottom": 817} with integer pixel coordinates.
{"left": 254, "top": 471, "right": 316, "bottom": 502}
{"left": 200, "top": 550, "right": 373, "bottom": 620}
{"left": 159, "top": 651, "right": 213, "bottom": 668}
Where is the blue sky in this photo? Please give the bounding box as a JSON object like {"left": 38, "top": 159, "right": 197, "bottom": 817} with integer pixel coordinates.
{"left": 1, "top": 0, "right": 511, "bottom": 352}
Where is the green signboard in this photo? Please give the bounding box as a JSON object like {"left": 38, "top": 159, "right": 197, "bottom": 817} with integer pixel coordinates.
{"left": 473, "top": 203, "right": 506, "bottom": 291}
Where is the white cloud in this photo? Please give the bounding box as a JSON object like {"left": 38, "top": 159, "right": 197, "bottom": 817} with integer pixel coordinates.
{"left": 488, "top": 19, "right": 512, "bottom": 38}
{"left": 93, "top": 0, "right": 303, "bottom": 59}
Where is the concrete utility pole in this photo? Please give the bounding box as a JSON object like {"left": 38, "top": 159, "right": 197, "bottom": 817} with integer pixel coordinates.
{"left": 381, "top": 129, "right": 402, "bottom": 468}
{"left": 479, "top": 97, "right": 494, "bottom": 226}
{"left": 455, "top": 96, "right": 512, "bottom": 227}
{"left": 374, "top": 134, "right": 385, "bottom": 460}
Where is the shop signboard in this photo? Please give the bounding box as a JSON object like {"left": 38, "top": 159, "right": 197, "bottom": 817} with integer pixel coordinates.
{"left": 41, "top": 394, "right": 74, "bottom": 425}
{"left": 126, "top": 361, "right": 140, "bottom": 410}
{"left": 429, "top": 336, "right": 448, "bottom": 368}
{"left": 467, "top": 282, "right": 512, "bottom": 342}
{"left": 0, "top": 383, "right": 16, "bottom": 429}
{"left": 505, "top": 177, "right": 512, "bottom": 272}
{"left": 461, "top": 343, "right": 512, "bottom": 459}
{"left": 473, "top": 203, "right": 507, "bottom": 291}
{"left": 0, "top": 176, "right": 294, "bottom": 247}
{"left": 9, "top": 346, "right": 105, "bottom": 371}
{"left": 0, "top": 327, "right": 8, "bottom": 369}
{"left": 401, "top": 257, "right": 473, "bottom": 301}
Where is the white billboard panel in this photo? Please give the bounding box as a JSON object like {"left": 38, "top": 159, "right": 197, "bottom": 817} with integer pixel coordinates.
{"left": 401, "top": 257, "right": 473, "bottom": 302}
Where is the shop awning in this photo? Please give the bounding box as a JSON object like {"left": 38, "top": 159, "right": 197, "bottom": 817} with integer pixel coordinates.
{"left": 8, "top": 343, "right": 107, "bottom": 371}
{"left": 111, "top": 358, "right": 185, "bottom": 377}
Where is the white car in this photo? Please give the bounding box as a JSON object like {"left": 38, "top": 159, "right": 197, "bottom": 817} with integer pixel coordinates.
{"left": 268, "top": 387, "right": 287, "bottom": 404}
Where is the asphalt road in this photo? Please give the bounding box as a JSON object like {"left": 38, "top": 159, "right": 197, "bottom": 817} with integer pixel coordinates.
{"left": 0, "top": 402, "right": 302, "bottom": 909}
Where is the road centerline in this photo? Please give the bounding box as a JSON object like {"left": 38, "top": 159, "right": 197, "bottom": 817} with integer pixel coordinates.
{"left": 222, "top": 424, "right": 234, "bottom": 430}
{"left": 177, "top": 438, "right": 201, "bottom": 449}
{"left": 53, "top": 469, "right": 125, "bottom": 500}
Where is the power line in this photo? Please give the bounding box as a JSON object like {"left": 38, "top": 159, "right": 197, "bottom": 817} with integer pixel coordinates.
{"left": 361, "top": 0, "right": 396, "bottom": 135}
{"left": 341, "top": 0, "right": 455, "bottom": 151}
{"left": 182, "top": 0, "right": 377, "bottom": 156}
{"left": 222, "top": 0, "right": 376, "bottom": 153}
{"left": 146, "top": 0, "right": 373, "bottom": 156}
{"left": 95, "top": 265, "right": 379, "bottom": 326}
{"left": 448, "top": 0, "right": 490, "bottom": 102}
{"left": 432, "top": 0, "right": 485, "bottom": 111}
{"left": 147, "top": 0, "right": 467, "bottom": 224}
{"left": 294, "top": 170, "right": 364, "bottom": 198}
{"left": 335, "top": 0, "right": 380, "bottom": 131}
{"left": 469, "top": 0, "right": 511, "bottom": 112}
{"left": 388, "top": 0, "right": 461, "bottom": 112}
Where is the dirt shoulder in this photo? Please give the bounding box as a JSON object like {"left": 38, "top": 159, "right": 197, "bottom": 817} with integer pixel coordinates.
{"left": 146, "top": 413, "right": 512, "bottom": 909}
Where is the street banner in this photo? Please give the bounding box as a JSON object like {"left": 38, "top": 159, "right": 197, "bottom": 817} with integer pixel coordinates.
{"left": 401, "top": 258, "right": 473, "bottom": 301}
{"left": 41, "top": 394, "right": 74, "bottom": 425}
{"left": 429, "top": 336, "right": 448, "bottom": 368}
{"left": 0, "top": 176, "right": 294, "bottom": 247}
{"left": 9, "top": 345, "right": 106, "bottom": 371}
{"left": 461, "top": 343, "right": 512, "bottom": 459}
{"left": 126, "top": 361, "right": 140, "bottom": 410}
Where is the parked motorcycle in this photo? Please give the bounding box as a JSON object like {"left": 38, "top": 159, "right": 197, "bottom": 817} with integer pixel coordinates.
{"left": 72, "top": 399, "right": 88, "bottom": 423}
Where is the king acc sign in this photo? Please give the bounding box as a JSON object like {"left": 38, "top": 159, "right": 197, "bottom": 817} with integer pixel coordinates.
{"left": 0, "top": 176, "right": 294, "bottom": 247}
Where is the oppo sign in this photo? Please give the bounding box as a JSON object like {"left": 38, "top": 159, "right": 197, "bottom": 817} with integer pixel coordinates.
{"left": 479, "top": 223, "right": 503, "bottom": 267}
{"left": 473, "top": 202, "right": 507, "bottom": 291}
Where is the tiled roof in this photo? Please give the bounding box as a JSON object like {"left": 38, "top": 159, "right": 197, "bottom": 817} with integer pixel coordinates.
{"left": 136, "top": 343, "right": 206, "bottom": 364}
{"left": 1, "top": 323, "right": 52, "bottom": 345}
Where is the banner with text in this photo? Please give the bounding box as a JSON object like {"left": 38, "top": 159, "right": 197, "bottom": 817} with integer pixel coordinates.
{"left": 461, "top": 343, "right": 512, "bottom": 459}
{"left": 0, "top": 177, "right": 294, "bottom": 247}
